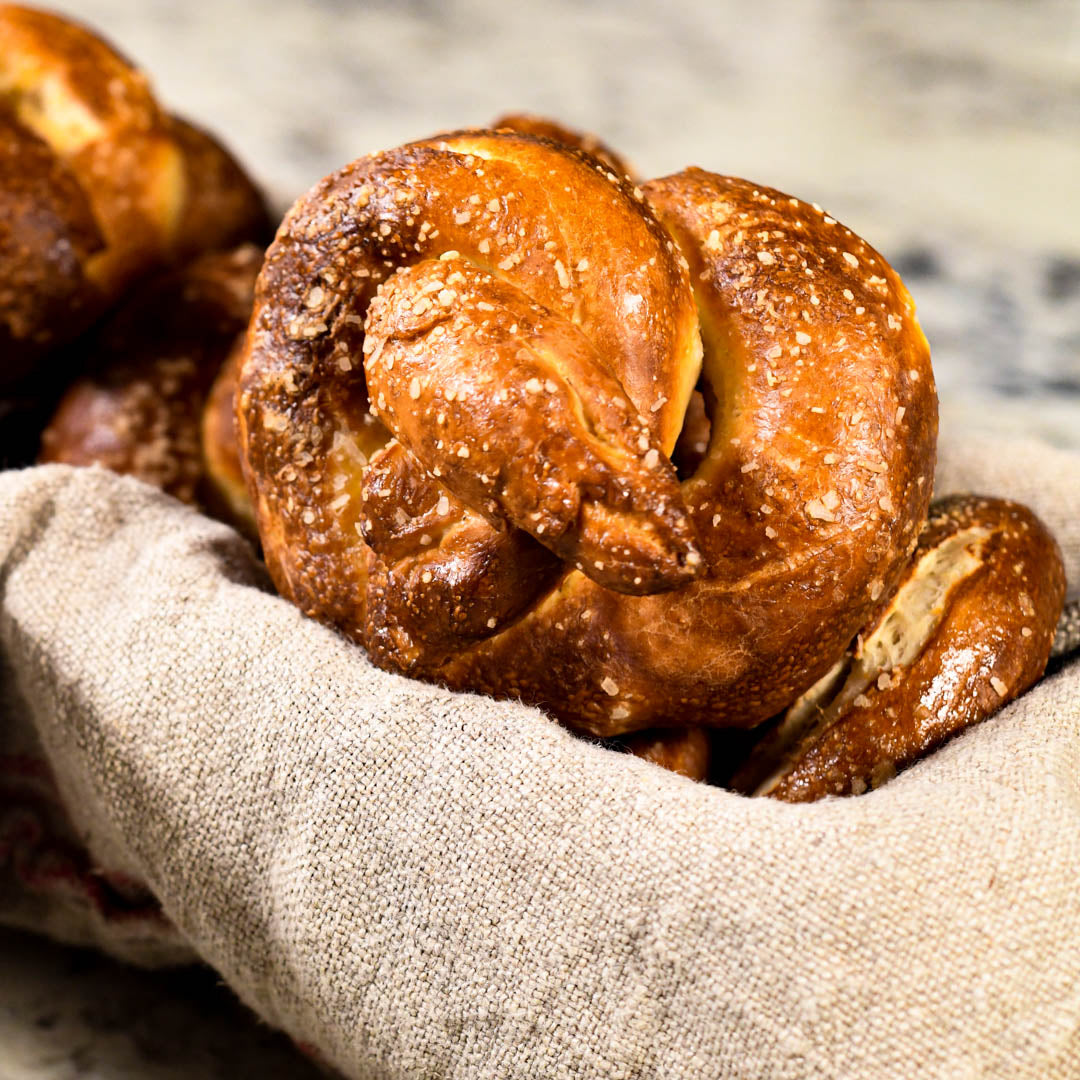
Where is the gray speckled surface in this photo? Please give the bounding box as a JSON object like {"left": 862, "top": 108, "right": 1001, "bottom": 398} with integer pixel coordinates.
{"left": 0, "top": 929, "right": 323, "bottom": 1079}
{"left": 3, "top": 0, "right": 1079, "bottom": 1074}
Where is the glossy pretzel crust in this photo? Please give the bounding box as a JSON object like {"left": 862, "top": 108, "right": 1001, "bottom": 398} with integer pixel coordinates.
{"left": 0, "top": 4, "right": 268, "bottom": 386}
{"left": 731, "top": 495, "right": 1066, "bottom": 801}
{"left": 239, "top": 128, "right": 938, "bottom": 736}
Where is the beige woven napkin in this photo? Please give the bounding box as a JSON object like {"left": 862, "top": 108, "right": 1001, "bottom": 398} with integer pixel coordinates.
{"left": 0, "top": 430, "right": 1078, "bottom": 1079}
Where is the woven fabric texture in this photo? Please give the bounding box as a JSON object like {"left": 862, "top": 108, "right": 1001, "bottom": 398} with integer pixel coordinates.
{"left": 0, "top": 430, "right": 1077, "bottom": 1079}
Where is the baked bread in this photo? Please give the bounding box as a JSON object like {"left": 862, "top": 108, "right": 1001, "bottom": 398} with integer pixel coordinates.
{"left": 730, "top": 494, "right": 1066, "bottom": 800}
{"left": 238, "top": 128, "right": 939, "bottom": 736}
{"left": 618, "top": 728, "right": 712, "bottom": 782}
{"left": 201, "top": 338, "right": 259, "bottom": 537}
{"left": 490, "top": 112, "right": 635, "bottom": 179}
{"left": 39, "top": 245, "right": 261, "bottom": 519}
{"left": 0, "top": 3, "right": 269, "bottom": 388}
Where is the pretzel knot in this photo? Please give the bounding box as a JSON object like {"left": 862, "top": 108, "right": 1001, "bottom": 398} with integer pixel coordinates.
{"left": 239, "top": 130, "right": 938, "bottom": 736}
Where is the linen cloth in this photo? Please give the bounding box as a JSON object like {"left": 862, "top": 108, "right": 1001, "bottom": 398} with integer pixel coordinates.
{"left": 0, "top": 431, "right": 1077, "bottom": 1079}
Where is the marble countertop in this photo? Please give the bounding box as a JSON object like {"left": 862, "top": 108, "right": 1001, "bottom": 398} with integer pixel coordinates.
{"left": 3, "top": 0, "right": 1078, "bottom": 1075}
{"left": 0, "top": 928, "right": 322, "bottom": 1080}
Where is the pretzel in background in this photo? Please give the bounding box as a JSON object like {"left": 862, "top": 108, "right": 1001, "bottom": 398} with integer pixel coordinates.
{"left": 0, "top": 3, "right": 268, "bottom": 389}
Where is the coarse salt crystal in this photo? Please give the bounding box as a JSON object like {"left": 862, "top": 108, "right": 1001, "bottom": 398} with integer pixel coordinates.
{"left": 805, "top": 498, "right": 835, "bottom": 522}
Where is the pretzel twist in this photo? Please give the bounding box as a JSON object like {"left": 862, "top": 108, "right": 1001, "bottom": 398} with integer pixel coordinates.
{"left": 0, "top": 4, "right": 268, "bottom": 386}
{"left": 731, "top": 494, "right": 1066, "bottom": 800}
{"left": 240, "top": 129, "right": 939, "bottom": 736}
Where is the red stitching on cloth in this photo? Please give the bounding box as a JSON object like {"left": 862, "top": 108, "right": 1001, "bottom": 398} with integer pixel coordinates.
{"left": 0, "top": 753, "right": 58, "bottom": 787}
{"left": 0, "top": 766, "right": 173, "bottom": 928}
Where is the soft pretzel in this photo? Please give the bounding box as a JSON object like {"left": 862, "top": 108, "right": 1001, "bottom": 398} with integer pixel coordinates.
{"left": 619, "top": 727, "right": 712, "bottom": 783}
{"left": 239, "top": 127, "right": 939, "bottom": 736}
{"left": 201, "top": 338, "right": 259, "bottom": 538}
{"left": 0, "top": 4, "right": 268, "bottom": 387}
{"left": 39, "top": 245, "right": 260, "bottom": 516}
{"left": 490, "top": 113, "right": 635, "bottom": 179}
{"left": 730, "top": 495, "right": 1066, "bottom": 800}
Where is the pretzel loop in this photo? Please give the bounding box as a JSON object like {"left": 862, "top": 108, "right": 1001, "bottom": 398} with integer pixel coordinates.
{"left": 239, "top": 130, "right": 938, "bottom": 736}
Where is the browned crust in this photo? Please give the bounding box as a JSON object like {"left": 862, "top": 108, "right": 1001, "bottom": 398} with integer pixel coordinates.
{"left": 239, "top": 131, "right": 937, "bottom": 737}
{"left": 39, "top": 245, "right": 261, "bottom": 506}
{"left": 0, "top": 109, "right": 102, "bottom": 385}
{"left": 165, "top": 115, "right": 272, "bottom": 260}
{"left": 434, "top": 174, "right": 936, "bottom": 734}
{"left": 360, "top": 457, "right": 563, "bottom": 664}
{"left": 200, "top": 335, "right": 258, "bottom": 537}
{"left": 238, "top": 129, "right": 700, "bottom": 651}
{"left": 0, "top": 4, "right": 269, "bottom": 386}
{"left": 620, "top": 727, "right": 711, "bottom": 782}
{"left": 732, "top": 495, "right": 1067, "bottom": 802}
{"left": 490, "top": 113, "right": 636, "bottom": 180}
{"left": 363, "top": 259, "right": 701, "bottom": 594}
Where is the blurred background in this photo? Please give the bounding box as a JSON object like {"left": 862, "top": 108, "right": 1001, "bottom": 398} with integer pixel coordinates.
{"left": 2, "top": 0, "right": 1078, "bottom": 1075}
{"left": 37, "top": 0, "right": 1080, "bottom": 448}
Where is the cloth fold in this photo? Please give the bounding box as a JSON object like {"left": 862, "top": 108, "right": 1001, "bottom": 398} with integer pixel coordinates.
{"left": 0, "top": 429, "right": 1078, "bottom": 1079}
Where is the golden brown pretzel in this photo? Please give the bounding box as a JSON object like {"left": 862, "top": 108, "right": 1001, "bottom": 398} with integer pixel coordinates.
{"left": 730, "top": 494, "right": 1066, "bottom": 800}
{"left": 619, "top": 727, "right": 712, "bottom": 782}
{"left": 490, "top": 113, "right": 635, "bottom": 179}
{"left": 201, "top": 338, "right": 259, "bottom": 537}
{"left": 0, "top": 4, "right": 268, "bottom": 387}
{"left": 239, "top": 128, "right": 937, "bottom": 736}
{"left": 39, "top": 245, "right": 261, "bottom": 516}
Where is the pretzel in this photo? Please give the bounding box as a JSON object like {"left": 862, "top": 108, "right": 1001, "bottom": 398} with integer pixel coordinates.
{"left": 490, "top": 113, "right": 635, "bottom": 179}
{"left": 619, "top": 728, "right": 712, "bottom": 782}
{"left": 0, "top": 4, "right": 268, "bottom": 387}
{"left": 39, "top": 245, "right": 260, "bottom": 516}
{"left": 730, "top": 495, "right": 1066, "bottom": 800}
{"left": 201, "top": 338, "right": 258, "bottom": 537}
{"left": 240, "top": 128, "right": 939, "bottom": 737}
